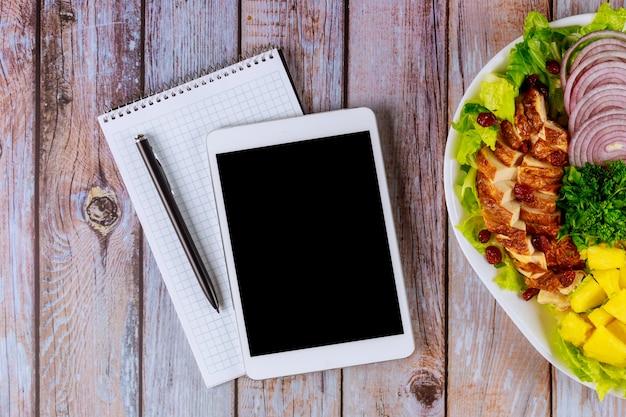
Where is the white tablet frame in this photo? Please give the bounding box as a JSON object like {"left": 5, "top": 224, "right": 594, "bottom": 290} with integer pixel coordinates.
{"left": 206, "top": 107, "right": 414, "bottom": 380}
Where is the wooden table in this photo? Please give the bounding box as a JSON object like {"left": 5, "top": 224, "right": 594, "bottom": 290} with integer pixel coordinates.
{"left": 3, "top": 0, "right": 626, "bottom": 415}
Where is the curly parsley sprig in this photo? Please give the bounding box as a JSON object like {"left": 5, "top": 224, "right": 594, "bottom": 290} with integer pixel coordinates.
{"left": 558, "top": 160, "right": 626, "bottom": 249}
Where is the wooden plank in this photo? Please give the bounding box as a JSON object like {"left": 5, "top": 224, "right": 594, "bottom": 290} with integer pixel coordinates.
{"left": 38, "top": 1, "right": 143, "bottom": 415}
{"left": 553, "top": 371, "right": 626, "bottom": 416}
{"left": 550, "top": 1, "right": 626, "bottom": 414}
{"left": 237, "top": 375, "right": 341, "bottom": 417}
{"left": 141, "top": 1, "right": 239, "bottom": 415}
{"left": 236, "top": 1, "right": 344, "bottom": 416}
{"left": 142, "top": 256, "right": 235, "bottom": 416}
{"left": 241, "top": 0, "right": 345, "bottom": 114}
{"left": 447, "top": 244, "right": 551, "bottom": 416}
{"left": 344, "top": 1, "right": 447, "bottom": 415}
{"left": 446, "top": 1, "right": 553, "bottom": 415}
{"left": 0, "top": 1, "right": 37, "bottom": 415}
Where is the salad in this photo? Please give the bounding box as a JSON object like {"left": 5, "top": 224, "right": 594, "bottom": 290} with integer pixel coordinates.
{"left": 451, "top": 3, "right": 626, "bottom": 399}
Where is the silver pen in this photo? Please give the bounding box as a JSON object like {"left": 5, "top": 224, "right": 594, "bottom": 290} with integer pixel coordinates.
{"left": 135, "top": 134, "right": 220, "bottom": 313}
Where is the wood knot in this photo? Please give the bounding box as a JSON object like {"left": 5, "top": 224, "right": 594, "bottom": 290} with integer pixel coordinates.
{"left": 58, "top": 0, "right": 75, "bottom": 23}
{"left": 408, "top": 369, "right": 443, "bottom": 409}
{"left": 56, "top": 81, "right": 73, "bottom": 104}
{"left": 85, "top": 186, "right": 120, "bottom": 236}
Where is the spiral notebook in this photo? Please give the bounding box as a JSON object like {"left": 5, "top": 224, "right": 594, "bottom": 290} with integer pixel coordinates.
{"left": 97, "top": 48, "right": 303, "bottom": 387}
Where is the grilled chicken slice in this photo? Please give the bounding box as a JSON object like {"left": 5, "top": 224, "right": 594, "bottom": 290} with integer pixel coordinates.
{"left": 542, "top": 120, "right": 569, "bottom": 151}
{"left": 482, "top": 211, "right": 526, "bottom": 235}
{"left": 537, "top": 289, "right": 570, "bottom": 311}
{"left": 494, "top": 138, "right": 525, "bottom": 167}
{"left": 530, "top": 139, "right": 567, "bottom": 165}
{"left": 522, "top": 190, "right": 558, "bottom": 213}
{"left": 510, "top": 248, "right": 547, "bottom": 270}
{"left": 520, "top": 205, "right": 561, "bottom": 226}
{"left": 525, "top": 222, "right": 561, "bottom": 239}
{"left": 525, "top": 270, "right": 562, "bottom": 292}
{"left": 480, "top": 193, "right": 521, "bottom": 227}
{"left": 520, "top": 87, "right": 547, "bottom": 138}
{"left": 476, "top": 146, "right": 518, "bottom": 182}
{"left": 501, "top": 119, "right": 528, "bottom": 150}
{"left": 543, "top": 236, "right": 585, "bottom": 271}
{"left": 513, "top": 102, "right": 531, "bottom": 142}
{"left": 476, "top": 171, "right": 516, "bottom": 204}
{"left": 517, "top": 155, "right": 564, "bottom": 194}
{"left": 495, "top": 233, "right": 534, "bottom": 256}
{"left": 514, "top": 259, "right": 549, "bottom": 279}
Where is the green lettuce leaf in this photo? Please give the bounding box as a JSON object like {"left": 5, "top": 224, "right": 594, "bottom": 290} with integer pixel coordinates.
{"left": 553, "top": 334, "right": 626, "bottom": 401}
{"left": 480, "top": 76, "right": 517, "bottom": 122}
{"left": 581, "top": 2, "right": 626, "bottom": 34}
{"left": 493, "top": 257, "right": 526, "bottom": 292}
{"left": 506, "top": 11, "right": 578, "bottom": 120}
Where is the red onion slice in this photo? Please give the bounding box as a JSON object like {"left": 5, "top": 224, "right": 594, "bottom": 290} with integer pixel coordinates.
{"left": 560, "top": 30, "right": 626, "bottom": 87}
{"left": 564, "top": 60, "right": 626, "bottom": 115}
{"left": 569, "top": 37, "right": 626, "bottom": 73}
{"left": 568, "top": 84, "right": 626, "bottom": 134}
{"left": 569, "top": 109, "right": 626, "bottom": 166}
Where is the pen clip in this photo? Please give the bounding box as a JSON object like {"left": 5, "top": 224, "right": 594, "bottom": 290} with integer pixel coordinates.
{"left": 136, "top": 134, "right": 173, "bottom": 195}
{"left": 153, "top": 154, "right": 173, "bottom": 194}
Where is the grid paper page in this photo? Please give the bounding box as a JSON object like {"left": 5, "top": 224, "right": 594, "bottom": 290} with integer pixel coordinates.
{"left": 97, "top": 49, "right": 303, "bottom": 387}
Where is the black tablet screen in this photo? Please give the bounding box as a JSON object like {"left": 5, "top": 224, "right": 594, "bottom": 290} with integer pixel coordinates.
{"left": 215, "top": 131, "right": 404, "bottom": 356}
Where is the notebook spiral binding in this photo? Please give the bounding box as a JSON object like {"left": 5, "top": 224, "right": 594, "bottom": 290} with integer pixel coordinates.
{"left": 101, "top": 46, "right": 278, "bottom": 123}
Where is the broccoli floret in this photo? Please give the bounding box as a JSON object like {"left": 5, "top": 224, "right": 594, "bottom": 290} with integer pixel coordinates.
{"left": 605, "top": 160, "right": 626, "bottom": 199}
{"left": 559, "top": 160, "right": 626, "bottom": 248}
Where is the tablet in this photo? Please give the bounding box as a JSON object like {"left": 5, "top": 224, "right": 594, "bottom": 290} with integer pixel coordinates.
{"left": 206, "top": 107, "right": 414, "bottom": 380}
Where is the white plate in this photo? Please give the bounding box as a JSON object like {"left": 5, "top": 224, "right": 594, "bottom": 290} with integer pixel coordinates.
{"left": 444, "top": 13, "right": 601, "bottom": 392}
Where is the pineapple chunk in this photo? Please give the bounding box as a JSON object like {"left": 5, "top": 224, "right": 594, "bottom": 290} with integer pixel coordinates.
{"left": 604, "top": 289, "right": 626, "bottom": 324}
{"left": 588, "top": 307, "right": 614, "bottom": 328}
{"left": 587, "top": 245, "right": 626, "bottom": 270}
{"left": 559, "top": 311, "right": 593, "bottom": 347}
{"left": 592, "top": 269, "right": 621, "bottom": 298}
{"left": 583, "top": 326, "right": 626, "bottom": 367}
{"left": 620, "top": 268, "right": 626, "bottom": 289}
{"left": 570, "top": 276, "right": 607, "bottom": 313}
{"left": 608, "top": 320, "right": 626, "bottom": 344}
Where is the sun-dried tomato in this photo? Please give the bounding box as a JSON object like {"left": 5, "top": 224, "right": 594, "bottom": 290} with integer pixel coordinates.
{"left": 519, "top": 141, "right": 530, "bottom": 154}
{"left": 514, "top": 183, "right": 535, "bottom": 203}
{"left": 485, "top": 246, "right": 502, "bottom": 264}
{"left": 478, "top": 229, "right": 491, "bottom": 243}
{"left": 531, "top": 235, "right": 551, "bottom": 253}
{"left": 559, "top": 270, "right": 576, "bottom": 287}
{"left": 477, "top": 112, "right": 498, "bottom": 127}
{"left": 522, "top": 287, "right": 540, "bottom": 301}
{"left": 521, "top": 74, "right": 549, "bottom": 97}
{"left": 546, "top": 60, "right": 560, "bottom": 75}
{"left": 550, "top": 150, "right": 568, "bottom": 167}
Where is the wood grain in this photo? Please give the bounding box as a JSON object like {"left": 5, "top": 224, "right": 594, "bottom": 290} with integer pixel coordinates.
{"left": 345, "top": 0, "right": 448, "bottom": 415}
{"left": 241, "top": 0, "right": 345, "bottom": 114}
{"left": 0, "top": 1, "right": 37, "bottom": 416}
{"left": 446, "top": 1, "right": 554, "bottom": 415}
{"left": 2, "top": 0, "right": 626, "bottom": 415}
{"left": 237, "top": 2, "right": 345, "bottom": 415}
{"left": 38, "top": 1, "right": 143, "bottom": 415}
{"left": 141, "top": 1, "right": 239, "bottom": 415}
